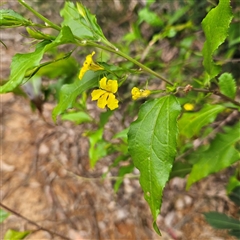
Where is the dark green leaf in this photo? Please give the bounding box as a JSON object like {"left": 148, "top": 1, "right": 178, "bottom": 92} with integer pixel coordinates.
{"left": 229, "top": 229, "right": 240, "bottom": 239}
{"left": 52, "top": 71, "right": 100, "bottom": 122}
{"left": 218, "top": 73, "right": 236, "bottom": 99}
{"left": 100, "top": 111, "right": 113, "bottom": 128}
{"left": 229, "top": 186, "right": 240, "bottom": 207}
{"left": 187, "top": 122, "right": 240, "bottom": 189}
{"left": 202, "top": 0, "right": 233, "bottom": 79}
{"left": 128, "top": 95, "right": 181, "bottom": 235}
{"left": 170, "top": 161, "right": 192, "bottom": 179}
{"left": 4, "top": 230, "right": 30, "bottom": 240}
{"left": 204, "top": 212, "right": 240, "bottom": 230}
{"left": 178, "top": 104, "right": 225, "bottom": 138}
{"left": 0, "top": 209, "right": 10, "bottom": 223}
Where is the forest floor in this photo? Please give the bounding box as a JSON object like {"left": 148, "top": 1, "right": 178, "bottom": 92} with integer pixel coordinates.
{"left": 1, "top": 1, "right": 239, "bottom": 240}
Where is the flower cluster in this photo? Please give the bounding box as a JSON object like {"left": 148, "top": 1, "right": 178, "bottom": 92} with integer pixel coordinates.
{"left": 131, "top": 87, "right": 151, "bottom": 100}
{"left": 91, "top": 77, "right": 119, "bottom": 110}
{"left": 78, "top": 51, "right": 103, "bottom": 80}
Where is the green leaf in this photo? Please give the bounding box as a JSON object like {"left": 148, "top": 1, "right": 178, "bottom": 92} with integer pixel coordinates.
{"left": 0, "top": 26, "right": 76, "bottom": 93}
{"left": 218, "top": 73, "right": 236, "bottom": 99}
{"left": 226, "top": 173, "right": 240, "bottom": 194}
{"left": 202, "top": 0, "right": 233, "bottom": 79}
{"left": 114, "top": 164, "right": 135, "bottom": 193}
{"left": 128, "top": 95, "right": 181, "bottom": 235}
{"left": 87, "top": 128, "right": 108, "bottom": 168}
{"left": 170, "top": 161, "right": 192, "bottom": 179}
{"left": 60, "top": 2, "right": 93, "bottom": 39}
{"left": 0, "top": 9, "right": 31, "bottom": 27}
{"left": 0, "top": 209, "right": 10, "bottom": 223}
{"left": 187, "top": 122, "right": 240, "bottom": 189}
{"left": 52, "top": 71, "right": 100, "bottom": 122}
{"left": 113, "top": 128, "right": 129, "bottom": 144}
{"left": 229, "top": 229, "right": 240, "bottom": 239}
{"left": 4, "top": 229, "right": 30, "bottom": 240}
{"left": 61, "top": 111, "right": 92, "bottom": 124}
{"left": 228, "top": 186, "right": 240, "bottom": 207}
{"left": 0, "top": 41, "right": 49, "bottom": 93}
{"left": 203, "top": 212, "right": 240, "bottom": 230}
{"left": 138, "top": 8, "right": 163, "bottom": 27}
{"left": 99, "top": 111, "right": 113, "bottom": 128}
{"left": 178, "top": 104, "right": 225, "bottom": 138}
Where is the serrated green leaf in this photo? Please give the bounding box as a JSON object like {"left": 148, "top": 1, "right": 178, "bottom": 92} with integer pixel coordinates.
{"left": 203, "top": 212, "right": 240, "bottom": 230}
{"left": 61, "top": 111, "right": 92, "bottom": 124}
{"left": 202, "top": 0, "right": 233, "bottom": 79}
{"left": 128, "top": 95, "right": 181, "bottom": 235}
{"left": 0, "top": 26, "right": 76, "bottom": 93}
{"left": 4, "top": 229, "right": 30, "bottom": 240}
{"left": 60, "top": 2, "right": 93, "bottom": 39}
{"left": 187, "top": 122, "right": 240, "bottom": 189}
{"left": 179, "top": 104, "right": 225, "bottom": 138}
{"left": 218, "top": 73, "right": 236, "bottom": 99}
{"left": 52, "top": 71, "right": 100, "bottom": 122}
{"left": 0, "top": 9, "right": 31, "bottom": 27}
{"left": 0, "top": 209, "right": 10, "bottom": 223}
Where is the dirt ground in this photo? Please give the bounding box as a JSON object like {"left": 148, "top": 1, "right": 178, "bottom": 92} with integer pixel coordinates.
{"left": 1, "top": 93, "right": 238, "bottom": 240}
{"left": 1, "top": 1, "right": 239, "bottom": 240}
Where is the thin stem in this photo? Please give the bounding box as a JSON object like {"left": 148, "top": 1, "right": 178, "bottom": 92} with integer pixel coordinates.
{"left": 85, "top": 42, "right": 174, "bottom": 86}
{"left": 192, "top": 87, "right": 240, "bottom": 107}
{"left": 0, "top": 202, "right": 71, "bottom": 240}
{"left": 18, "top": 0, "right": 61, "bottom": 31}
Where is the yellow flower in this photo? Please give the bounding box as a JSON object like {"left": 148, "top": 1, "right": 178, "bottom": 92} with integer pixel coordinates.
{"left": 91, "top": 77, "right": 119, "bottom": 110}
{"left": 78, "top": 51, "right": 104, "bottom": 80}
{"left": 183, "top": 103, "right": 194, "bottom": 111}
{"left": 131, "top": 87, "right": 151, "bottom": 100}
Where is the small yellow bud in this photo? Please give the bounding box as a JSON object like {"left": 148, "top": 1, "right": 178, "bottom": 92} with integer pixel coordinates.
{"left": 183, "top": 103, "right": 194, "bottom": 111}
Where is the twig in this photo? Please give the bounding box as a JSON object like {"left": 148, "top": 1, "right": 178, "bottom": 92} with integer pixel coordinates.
{"left": 0, "top": 202, "right": 71, "bottom": 240}
{"left": 192, "top": 88, "right": 240, "bottom": 107}
{"left": 85, "top": 192, "right": 101, "bottom": 240}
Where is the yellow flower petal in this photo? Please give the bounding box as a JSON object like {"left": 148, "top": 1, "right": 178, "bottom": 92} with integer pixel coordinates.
{"left": 131, "top": 87, "right": 151, "bottom": 100}
{"left": 131, "top": 87, "right": 141, "bottom": 100}
{"left": 105, "top": 80, "right": 118, "bottom": 93}
{"left": 91, "top": 89, "right": 106, "bottom": 100}
{"left": 78, "top": 51, "right": 103, "bottom": 80}
{"left": 141, "top": 89, "right": 151, "bottom": 98}
{"left": 99, "top": 77, "right": 107, "bottom": 90}
{"left": 107, "top": 93, "right": 119, "bottom": 110}
{"left": 97, "top": 92, "right": 109, "bottom": 109}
